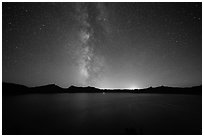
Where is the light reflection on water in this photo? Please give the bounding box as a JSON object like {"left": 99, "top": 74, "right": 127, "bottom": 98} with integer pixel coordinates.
{"left": 3, "top": 93, "right": 201, "bottom": 134}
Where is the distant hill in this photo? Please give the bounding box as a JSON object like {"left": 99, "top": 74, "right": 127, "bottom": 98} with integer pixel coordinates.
{"left": 2, "top": 82, "right": 202, "bottom": 95}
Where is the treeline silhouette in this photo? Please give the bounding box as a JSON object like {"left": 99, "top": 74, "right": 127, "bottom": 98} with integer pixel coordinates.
{"left": 3, "top": 82, "right": 202, "bottom": 95}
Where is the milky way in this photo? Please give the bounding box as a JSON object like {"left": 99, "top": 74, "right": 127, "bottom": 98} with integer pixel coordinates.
{"left": 73, "top": 3, "right": 107, "bottom": 86}
{"left": 3, "top": 3, "right": 201, "bottom": 88}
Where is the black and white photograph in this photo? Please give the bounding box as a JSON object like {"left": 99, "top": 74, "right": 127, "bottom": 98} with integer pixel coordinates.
{"left": 2, "top": 1, "right": 202, "bottom": 135}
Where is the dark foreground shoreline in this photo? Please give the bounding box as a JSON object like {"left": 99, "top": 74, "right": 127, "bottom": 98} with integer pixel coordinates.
{"left": 2, "top": 82, "right": 202, "bottom": 95}
{"left": 2, "top": 82, "right": 202, "bottom": 135}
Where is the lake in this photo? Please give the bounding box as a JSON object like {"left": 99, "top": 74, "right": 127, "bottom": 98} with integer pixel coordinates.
{"left": 3, "top": 93, "right": 202, "bottom": 135}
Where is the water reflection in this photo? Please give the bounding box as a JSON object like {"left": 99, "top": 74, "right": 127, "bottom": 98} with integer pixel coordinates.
{"left": 3, "top": 93, "right": 201, "bottom": 135}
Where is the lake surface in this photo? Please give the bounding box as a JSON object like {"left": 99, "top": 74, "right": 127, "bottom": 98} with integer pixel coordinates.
{"left": 3, "top": 93, "right": 202, "bottom": 135}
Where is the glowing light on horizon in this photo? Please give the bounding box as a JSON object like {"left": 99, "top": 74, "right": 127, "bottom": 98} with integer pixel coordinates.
{"left": 98, "top": 85, "right": 140, "bottom": 90}
{"left": 127, "top": 85, "right": 140, "bottom": 90}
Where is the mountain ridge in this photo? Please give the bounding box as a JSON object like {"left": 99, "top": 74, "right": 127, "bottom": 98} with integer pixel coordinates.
{"left": 2, "top": 82, "right": 202, "bottom": 95}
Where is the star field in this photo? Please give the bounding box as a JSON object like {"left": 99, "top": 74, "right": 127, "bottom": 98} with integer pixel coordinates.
{"left": 3, "top": 2, "right": 202, "bottom": 89}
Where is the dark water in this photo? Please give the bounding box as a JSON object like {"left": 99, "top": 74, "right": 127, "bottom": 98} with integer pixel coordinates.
{"left": 3, "top": 93, "right": 202, "bottom": 135}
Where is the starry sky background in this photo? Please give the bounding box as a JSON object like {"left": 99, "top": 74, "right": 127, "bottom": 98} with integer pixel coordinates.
{"left": 3, "top": 2, "right": 202, "bottom": 89}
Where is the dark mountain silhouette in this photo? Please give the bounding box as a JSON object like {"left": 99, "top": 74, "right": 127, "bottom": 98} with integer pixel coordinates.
{"left": 3, "top": 82, "right": 202, "bottom": 135}
{"left": 2, "top": 82, "right": 202, "bottom": 95}
{"left": 3, "top": 83, "right": 29, "bottom": 95}
{"left": 31, "top": 84, "right": 63, "bottom": 93}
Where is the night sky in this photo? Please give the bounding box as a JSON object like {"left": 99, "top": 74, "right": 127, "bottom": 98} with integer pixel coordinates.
{"left": 3, "top": 2, "right": 202, "bottom": 89}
